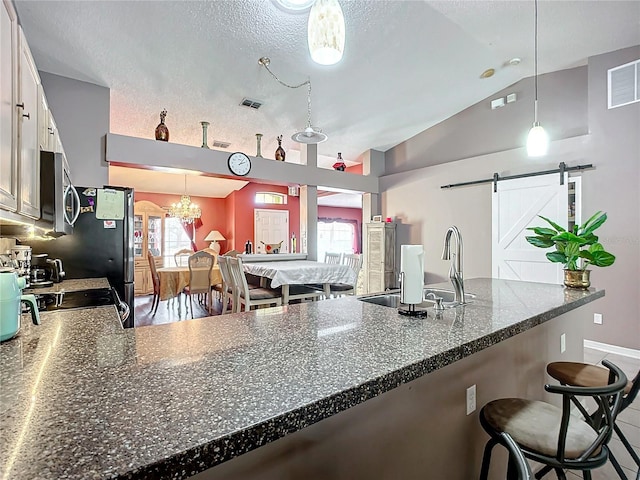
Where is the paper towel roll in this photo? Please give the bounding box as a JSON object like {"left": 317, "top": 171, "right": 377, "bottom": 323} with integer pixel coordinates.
{"left": 400, "top": 245, "right": 424, "bottom": 305}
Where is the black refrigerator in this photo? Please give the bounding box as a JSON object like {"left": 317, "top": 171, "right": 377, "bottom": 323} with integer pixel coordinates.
{"left": 30, "top": 185, "right": 135, "bottom": 327}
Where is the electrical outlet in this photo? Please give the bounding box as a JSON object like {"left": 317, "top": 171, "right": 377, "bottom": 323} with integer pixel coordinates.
{"left": 560, "top": 333, "right": 566, "bottom": 353}
{"left": 594, "top": 313, "right": 603, "bottom": 325}
{"left": 466, "top": 384, "right": 476, "bottom": 415}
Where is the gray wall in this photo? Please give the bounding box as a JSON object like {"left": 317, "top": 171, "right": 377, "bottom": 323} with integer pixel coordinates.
{"left": 382, "top": 47, "right": 640, "bottom": 350}
{"left": 385, "top": 66, "right": 589, "bottom": 174}
{"left": 39, "top": 72, "right": 110, "bottom": 187}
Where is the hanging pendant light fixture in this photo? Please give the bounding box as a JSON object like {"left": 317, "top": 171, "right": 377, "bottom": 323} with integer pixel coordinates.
{"left": 307, "top": 0, "right": 345, "bottom": 66}
{"left": 526, "top": 0, "right": 549, "bottom": 157}
{"left": 169, "top": 175, "right": 201, "bottom": 224}
{"left": 258, "top": 56, "right": 328, "bottom": 144}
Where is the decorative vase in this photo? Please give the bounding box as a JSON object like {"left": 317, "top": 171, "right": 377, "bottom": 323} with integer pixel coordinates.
{"left": 255, "top": 133, "right": 263, "bottom": 158}
{"left": 155, "top": 110, "right": 169, "bottom": 141}
{"left": 333, "top": 152, "right": 346, "bottom": 171}
{"left": 563, "top": 269, "right": 591, "bottom": 289}
{"left": 200, "top": 121, "right": 210, "bottom": 148}
{"left": 275, "top": 135, "right": 286, "bottom": 161}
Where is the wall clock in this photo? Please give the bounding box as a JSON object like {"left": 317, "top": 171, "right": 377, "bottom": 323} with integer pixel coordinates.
{"left": 227, "top": 152, "right": 251, "bottom": 176}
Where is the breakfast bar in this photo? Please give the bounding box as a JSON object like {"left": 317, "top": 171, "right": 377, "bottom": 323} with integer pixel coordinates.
{"left": 0, "top": 278, "right": 604, "bottom": 479}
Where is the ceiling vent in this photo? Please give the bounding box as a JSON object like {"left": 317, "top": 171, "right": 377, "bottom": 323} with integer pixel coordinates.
{"left": 608, "top": 59, "right": 639, "bottom": 109}
{"left": 240, "top": 98, "right": 263, "bottom": 109}
{"left": 212, "top": 140, "right": 231, "bottom": 149}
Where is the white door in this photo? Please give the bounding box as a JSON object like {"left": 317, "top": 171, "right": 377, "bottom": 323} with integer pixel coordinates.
{"left": 254, "top": 209, "right": 289, "bottom": 254}
{"left": 492, "top": 173, "right": 568, "bottom": 284}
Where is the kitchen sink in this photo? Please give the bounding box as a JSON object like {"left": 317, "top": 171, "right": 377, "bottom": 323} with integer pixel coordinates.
{"left": 358, "top": 288, "right": 475, "bottom": 309}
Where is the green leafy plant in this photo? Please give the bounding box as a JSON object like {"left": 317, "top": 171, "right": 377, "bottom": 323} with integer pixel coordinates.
{"left": 525, "top": 211, "right": 616, "bottom": 271}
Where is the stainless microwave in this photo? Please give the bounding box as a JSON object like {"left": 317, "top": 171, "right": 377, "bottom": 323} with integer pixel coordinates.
{"left": 36, "top": 151, "right": 80, "bottom": 236}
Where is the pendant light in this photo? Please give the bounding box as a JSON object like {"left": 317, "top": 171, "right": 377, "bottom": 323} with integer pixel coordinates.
{"left": 258, "top": 57, "right": 328, "bottom": 144}
{"left": 307, "top": 0, "right": 345, "bottom": 66}
{"left": 527, "top": 0, "right": 549, "bottom": 157}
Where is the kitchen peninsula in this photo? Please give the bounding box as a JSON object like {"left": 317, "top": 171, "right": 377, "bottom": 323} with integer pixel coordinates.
{"left": 0, "top": 278, "right": 603, "bottom": 479}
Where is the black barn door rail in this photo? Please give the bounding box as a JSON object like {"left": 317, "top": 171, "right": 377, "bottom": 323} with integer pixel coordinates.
{"left": 440, "top": 162, "right": 594, "bottom": 192}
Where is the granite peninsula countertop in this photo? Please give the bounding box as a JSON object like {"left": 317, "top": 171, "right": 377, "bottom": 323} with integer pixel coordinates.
{"left": 0, "top": 278, "right": 604, "bottom": 479}
{"left": 24, "top": 277, "right": 111, "bottom": 294}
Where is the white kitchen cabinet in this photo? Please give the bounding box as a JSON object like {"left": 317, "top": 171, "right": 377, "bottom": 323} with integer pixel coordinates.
{"left": 364, "top": 222, "right": 396, "bottom": 293}
{"left": 0, "top": 0, "right": 19, "bottom": 212}
{"left": 17, "top": 27, "right": 40, "bottom": 218}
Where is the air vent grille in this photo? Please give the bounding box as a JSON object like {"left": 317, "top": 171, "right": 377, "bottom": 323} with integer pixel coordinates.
{"left": 213, "top": 141, "right": 231, "bottom": 149}
{"left": 240, "top": 98, "right": 263, "bottom": 109}
{"left": 608, "top": 59, "right": 639, "bottom": 109}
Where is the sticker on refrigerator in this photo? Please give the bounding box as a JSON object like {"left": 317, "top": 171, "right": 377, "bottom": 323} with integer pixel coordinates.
{"left": 103, "top": 220, "right": 116, "bottom": 229}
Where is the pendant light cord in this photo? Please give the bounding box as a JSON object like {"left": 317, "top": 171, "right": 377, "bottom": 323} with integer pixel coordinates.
{"left": 259, "top": 56, "right": 314, "bottom": 128}
{"left": 533, "top": 0, "right": 539, "bottom": 123}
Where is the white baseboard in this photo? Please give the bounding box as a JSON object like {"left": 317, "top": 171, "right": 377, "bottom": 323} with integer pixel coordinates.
{"left": 584, "top": 340, "right": 640, "bottom": 360}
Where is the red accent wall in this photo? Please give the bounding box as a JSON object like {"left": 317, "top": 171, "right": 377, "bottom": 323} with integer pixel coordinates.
{"left": 134, "top": 192, "right": 228, "bottom": 252}
{"left": 227, "top": 183, "right": 300, "bottom": 252}
{"left": 135, "top": 186, "right": 363, "bottom": 254}
{"left": 346, "top": 163, "right": 363, "bottom": 174}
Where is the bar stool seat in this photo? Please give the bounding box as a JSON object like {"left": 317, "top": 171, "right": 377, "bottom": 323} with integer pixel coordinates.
{"left": 547, "top": 362, "right": 633, "bottom": 395}
{"left": 482, "top": 398, "right": 600, "bottom": 459}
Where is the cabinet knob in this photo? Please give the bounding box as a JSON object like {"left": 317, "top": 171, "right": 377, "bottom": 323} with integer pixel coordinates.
{"left": 22, "top": 112, "right": 30, "bottom": 119}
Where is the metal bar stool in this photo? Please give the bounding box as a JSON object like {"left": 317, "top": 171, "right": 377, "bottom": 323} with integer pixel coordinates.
{"left": 479, "top": 360, "right": 628, "bottom": 480}
{"left": 547, "top": 361, "right": 640, "bottom": 480}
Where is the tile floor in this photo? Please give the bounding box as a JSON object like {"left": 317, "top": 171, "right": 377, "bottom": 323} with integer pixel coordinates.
{"left": 133, "top": 297, "right": 639, "bottom": 479}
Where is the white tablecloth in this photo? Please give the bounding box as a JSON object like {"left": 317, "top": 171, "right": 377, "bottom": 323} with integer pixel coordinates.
{"left": 242, "top": 260, "right": 356, "bottom": 288}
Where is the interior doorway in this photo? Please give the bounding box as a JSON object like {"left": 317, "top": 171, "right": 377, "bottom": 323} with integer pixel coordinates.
{"left": 254, "top": 209, "right": 289, "bottom": 254}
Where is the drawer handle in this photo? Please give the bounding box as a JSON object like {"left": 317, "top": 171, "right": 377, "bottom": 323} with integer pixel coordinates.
{"left": 16, "top": 102, "right": 24, "bottom": 108}
{"left": 23, "top": 112, "right": 30, "bottom": 119}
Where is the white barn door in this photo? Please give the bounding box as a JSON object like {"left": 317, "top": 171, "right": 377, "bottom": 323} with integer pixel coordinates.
{"left": 492, "top": 173, "right": 568, "bottom": 284}
{"left": 254, "top": 209, "right": 289, "bottom": 253}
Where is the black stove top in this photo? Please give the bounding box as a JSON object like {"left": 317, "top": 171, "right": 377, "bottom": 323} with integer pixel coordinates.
{"left": 34, "top": 288, "right": 115, "bottom": 311}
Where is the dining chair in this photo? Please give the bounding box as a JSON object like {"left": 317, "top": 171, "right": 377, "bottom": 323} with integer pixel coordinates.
{"left": 216, "top": 256, "right": 234, "bottom": 314}
{"left": 201, "top": 247, "right": 219, "bottom": 265}
{"left": 146, "top": 250, "right": 161, "bottom": 315}
{"left": 321, "top": 253, "right": 363, "bottom": 298}
{"left": 227, "top": 257, "right": 282, "bottom": 312}
{"left": 174, "top": 248, "right": 195, "bottom": 267}
{"left": 324, "top": 252, "right": 342, "bottom": 264}
{"left": 185, "top": 251, "right": 214, "bottom": 318}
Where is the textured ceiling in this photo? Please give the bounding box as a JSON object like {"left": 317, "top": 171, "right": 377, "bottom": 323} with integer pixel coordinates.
{"left": 14, "top": 0, "right": 640, "bottom": 201}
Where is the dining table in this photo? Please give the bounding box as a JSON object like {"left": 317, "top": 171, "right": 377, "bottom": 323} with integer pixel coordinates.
{"left": 241, "top": 260, "right": 357, "bottom": 304}
{"left": 156, "top": 265, "right": 222, "bottom": 301}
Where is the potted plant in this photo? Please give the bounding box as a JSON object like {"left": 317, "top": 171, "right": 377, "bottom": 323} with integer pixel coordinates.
{"left": 525, "top": 211, "right": 615, "bottom": 288}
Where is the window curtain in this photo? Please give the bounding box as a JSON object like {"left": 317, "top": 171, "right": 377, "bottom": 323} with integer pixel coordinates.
{"left": 318, "top": 217, "right": 361, "bottom": 253}
{"left": 180, "top": 217, "right": 203, "bottom": 251}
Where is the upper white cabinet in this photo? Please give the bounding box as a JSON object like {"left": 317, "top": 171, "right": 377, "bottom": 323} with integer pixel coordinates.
{"left": 0, "top": 0, "right": 19, "bottom": 212}
{"left": 18, "top": 26, "right": 40, "bottom": 218}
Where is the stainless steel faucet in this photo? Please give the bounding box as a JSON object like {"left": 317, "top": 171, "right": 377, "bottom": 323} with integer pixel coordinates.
{"left": 442, "top": 226, "right": 465, "bottom": 305}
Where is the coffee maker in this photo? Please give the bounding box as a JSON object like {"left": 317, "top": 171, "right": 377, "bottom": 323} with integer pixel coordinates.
{"left": 9, "top": 245, "right": 31, "bottom": 288}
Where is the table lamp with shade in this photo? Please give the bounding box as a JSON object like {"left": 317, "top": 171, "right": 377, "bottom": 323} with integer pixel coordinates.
{"left": 204, "top": 230, "right": 225, "bottom": 255}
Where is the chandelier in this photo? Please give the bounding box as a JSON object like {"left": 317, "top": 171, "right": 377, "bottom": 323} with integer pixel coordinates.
{"left": 169, "top": 176, "right": 201, "bottom": 224}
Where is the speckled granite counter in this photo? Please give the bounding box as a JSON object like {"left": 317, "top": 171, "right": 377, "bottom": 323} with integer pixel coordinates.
{"left": 24, "top": 277, "right": 110, "bottom": 294}
{"left": 0, "top": 278, "right": 603, "bottom": 479}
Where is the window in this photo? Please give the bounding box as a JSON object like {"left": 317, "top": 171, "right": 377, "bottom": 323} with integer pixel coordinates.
{"left": 255, "top": 192, "right": 287, "bottom": 205}
{"left": 163, "top": 217, "right": 192, "bottom": 266}
{"left": 317, "top": 220, "right": 356, "bottom": 261}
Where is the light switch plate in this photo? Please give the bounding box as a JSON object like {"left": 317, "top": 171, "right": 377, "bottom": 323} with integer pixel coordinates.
{"left": 594, "top": 313, "right": 603, "bottom": 324}
{"left": 560, "top": 333, "right": 566, "bottom": 353}
{"left": 466, "top": 384, "right": 476, "bottom": 415}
